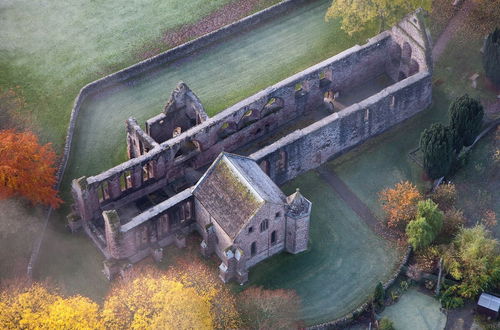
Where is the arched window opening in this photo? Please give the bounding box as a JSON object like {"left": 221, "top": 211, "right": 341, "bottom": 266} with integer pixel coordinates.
{"left": 251, "top": 242, "right": 257, "bottom": 257}
{"left": 260, "top": 219, "right": 269, "bottom": 232}
{"left": 271, "top": 231, "right": 277, "bottom": 245}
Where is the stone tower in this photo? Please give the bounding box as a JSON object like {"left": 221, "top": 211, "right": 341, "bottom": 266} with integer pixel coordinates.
{"left": 285, "top": 188, "right": 311, "bottom": 254}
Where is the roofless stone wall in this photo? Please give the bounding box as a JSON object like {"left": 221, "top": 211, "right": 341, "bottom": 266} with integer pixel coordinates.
{"left": 250, "top": 71, "right": 432, "bottom": 185}
{"left": 73, "top": 30, "right": 406, "bottom": 221}
{"left": 69, "top": 7, "right": 433, "bottom": 324}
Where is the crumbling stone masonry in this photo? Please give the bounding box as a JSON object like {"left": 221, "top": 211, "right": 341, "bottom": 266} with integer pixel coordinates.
{"left": 69, "top": 10, "right": 432, "bottom": 283}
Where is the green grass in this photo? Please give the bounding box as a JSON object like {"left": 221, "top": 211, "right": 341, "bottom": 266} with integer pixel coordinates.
{"left": 0, "top": 0, "right": 276, "bottom": 145}
{"left": 35, "top": 224, "right": 109, "bottom": 301}
{"left": 60, "top": 0, "right": 373, "bottom": 202}
{"left": 248, "top": 171, "right": 400, "bottom": 325}
{"left": 381, "top": 288, "right": 447, "bottom": 330}
{"left": 452, "top": 131, "right": 500, "bottom": 238}
{"left": 328, "top": 22, "right": 498, "bottom": 221}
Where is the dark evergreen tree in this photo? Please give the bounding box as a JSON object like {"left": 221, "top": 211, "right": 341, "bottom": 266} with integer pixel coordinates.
{"left": 483, "top": 27, "right": 500, "bottom": 86}
{"left": 420, "top": 123, "right": 454, "bottom": 180}
{"left": 449, "top": 94, "right": 484, "bottom": 151}
{"left": 373, "top": 282, "right": 385, "bottom": 306}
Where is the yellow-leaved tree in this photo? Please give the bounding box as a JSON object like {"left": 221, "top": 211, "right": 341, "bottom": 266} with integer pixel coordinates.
{"left": 165, "top": 259, "right": 242, "bottom": 329}
{"left": 0, "top": 281, "right": 103, "bottom": 329}
{"left": 325, "top": 0, "right": 432, "bottom": 35}
{"left": 102, "top": 270, "right": 214, "bottom": 330}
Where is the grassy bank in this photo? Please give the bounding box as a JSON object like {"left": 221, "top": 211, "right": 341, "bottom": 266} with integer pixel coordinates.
{"left": 0, "top": 0, "right": 279, "bottom": 146}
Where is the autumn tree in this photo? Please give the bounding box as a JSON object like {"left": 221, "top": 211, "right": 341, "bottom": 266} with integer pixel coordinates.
{"left": 441, "top": 207, "right": 466, "bottom": 238}
{"left": 449, "top": 94, "right": 484, "bottom": 151}
{"left": 430, "top": 183, "right": 457, "bottom": 211}
{"left": 164, "top": 259, "right": 241, "bottom": 329}
{"left": 325, "top": 0, "right": 432, "bottom": 35}
{"left": 420, "top": 123, "right": 455, "bottom": 179}
{"left": 481, "top": 209, "right": 497, "bottom": 230}
{"left": 102, "top": 270, "right": 214, "bottom": 329}
{"left": 0, "top": 281, "right": 103, "bottom": 329}
{"left": 238, "top": 286, "right": 301, "bottom": 329}
{"left": 379, "top": 181, "right": 422, "bottom": 231}
{"left": 0, "top": 130, "right": 61, "bottom": 208}
{"left": 443, "top": 225, "right": 500, "bottom": 299}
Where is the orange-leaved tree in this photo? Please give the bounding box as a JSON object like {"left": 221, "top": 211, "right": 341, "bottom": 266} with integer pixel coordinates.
{"left": 0, "top": 129, "right": 61, "bottom": 208}
{"left": 379, "top": 180, "right": 422, "bottom": 231}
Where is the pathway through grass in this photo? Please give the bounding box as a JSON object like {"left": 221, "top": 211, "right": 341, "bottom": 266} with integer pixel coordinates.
{"left": 248, "top": 172, "right": 400, "bottom": 325}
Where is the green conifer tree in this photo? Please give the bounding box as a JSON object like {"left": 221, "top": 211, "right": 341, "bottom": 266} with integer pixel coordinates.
{"left": 420, "top": 123, "right": 454, "bottom": 179}
{"left": 449, "top": 94, "right": 484, "bottom": 151}
{"left": 483, "top": 27, "right": 500, "bottom": 86}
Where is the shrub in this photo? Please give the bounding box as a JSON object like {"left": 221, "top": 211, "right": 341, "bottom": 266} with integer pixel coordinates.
{"left": 399, "top": 280, "right": 409, "bottom": 292}
{"left": 406, "top": 263, "right": 422, "bottom": 282}
{"left": 407, "top": 216, "right": 434, "bottom": 250}
{"left": 443, "top": 225, "right": 500, "bottom": 299}
{"left": 449, "top": 94, "right": 484, "bottom": 150}
{"left": 483, "top": 27, "right": 500, "bottom": 86}
{"left": 373, "top": 282, "right": 385, "bottom": 307}
{"left": 417, "top": 199, "right": 444, "bottom": 235}
{"left": 414, "top": 246, "right": 440, "bottom": 273}
{"left": 481, "top": 209, "right": 497, "bottom": 229}
{"left": 378, "top": 317, "right": 395, "bottom": 330}
{"left": 420, "top": 123, "right": 455, "bottom": 179}
{"left": 431, "top": 183, "right": 457, "bottom": 211}
{"left": 439, "top": 285, "right": 464, "bottom": 309}
{"left": 379, "top": 181, "right": 423, "bottom": 231}
{"left": 407, "top": 200, "right": 444, "bottom": 249}
{"left": 442, "top": 207, "right": 466, "bottom": 238}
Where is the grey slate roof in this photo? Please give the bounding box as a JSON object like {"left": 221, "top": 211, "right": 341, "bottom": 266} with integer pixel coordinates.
{"left": 478, "top": 293, "right": 500, "bottom": 312}
{"left": 286, "top": 188, "right": 311, "bottom": 218}
{"left": 192, "top": 152, "right": 285, "bottom": 239}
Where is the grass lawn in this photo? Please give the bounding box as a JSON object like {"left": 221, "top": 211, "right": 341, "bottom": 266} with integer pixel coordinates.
{"left": 452, "top": 130, "right": 500, "bottom": 238}
{"left": 327, "top": 15, "right": 498, "bottom": 221}
{"left": 0, "top": 0, "right": 284, "bottom": 145}
{"left": 0, "top": 0, "right": 238, "bottom": 142}
{"left": 60, "top": 0, "right": 373, "bottom": 203}
{"left": 381, "top": 288, "right": 447, "bottom": 330}
{"left": 247, "top": 171, "right": 401, "bottom": 325}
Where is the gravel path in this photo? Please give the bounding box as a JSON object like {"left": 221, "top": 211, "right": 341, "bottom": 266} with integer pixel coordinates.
{"left": 432, "top": 0, "right": 475, "bottom": 63}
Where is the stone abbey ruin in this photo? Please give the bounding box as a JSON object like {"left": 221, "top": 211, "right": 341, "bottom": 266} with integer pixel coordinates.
{"left": 69, "top": 9, "right": 432, "bottom": 283}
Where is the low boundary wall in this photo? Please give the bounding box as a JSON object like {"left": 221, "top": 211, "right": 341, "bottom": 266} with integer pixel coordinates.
{"left": 308, "top": 246, "right": 412, "bottom": 329}
{"left": 29, "top": 0, "right": 309, "bottom": 279}
{"left": 56, "top": 0, "right": 311, "bottom": 185}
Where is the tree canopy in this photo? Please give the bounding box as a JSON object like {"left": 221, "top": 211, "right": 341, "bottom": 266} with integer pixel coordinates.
{"left": 406, "top": 200, "right": 443, "bottom": 250}
{"left": 325, "top": 0, "right": 432, "bottom": 35}
{"left": 482, "top": 27, "right": 500, "bottom": 86}
{"left": 420, "top": 123, "right": 454, "bottom": 179}
{"left": 416, "top": 199, "right": 443, "bottom": 235}
{"left": 449, "top": 94, "right": 484, "bottom": 150}
{"left": 407, "top": 216, "right": 434, "bottom": 250}
{"left": 0, "top": 129, "right": 61, "bottom": 208}
{"left": 102, "top": 274, "right": 214, "bottom": 329}
{"left": 443, "top": 225, "right": 500, "bottom": 299}
{"left": 379, "top": 180, "right": 422, "bottom": 231}
{"left": 0, "top": 282, "right": 103, "bottom": 329}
